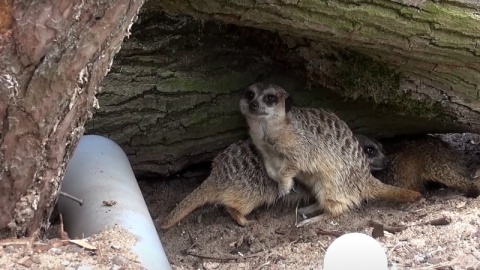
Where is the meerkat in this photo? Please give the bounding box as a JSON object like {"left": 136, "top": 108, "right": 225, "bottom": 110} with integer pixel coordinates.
{"left": 160, "top": 134, "right": 385, "bottom": 229}
{"left": 373, "top": 135, "right": 480, "bottom": 198}
{"left": 240, "top": 83, "right": 422, "bottom": 227}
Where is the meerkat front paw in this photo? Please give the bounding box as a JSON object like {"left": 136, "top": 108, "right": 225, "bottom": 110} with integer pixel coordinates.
{"left": 278, "top": 178, "right": 295, "bottom": 196}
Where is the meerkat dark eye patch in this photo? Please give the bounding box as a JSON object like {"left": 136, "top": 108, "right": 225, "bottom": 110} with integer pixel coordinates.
{"left": 263, "top": 94, "right": 277, "bottom": 105}
{"left": 365, "top": 147, "right": 376, "bottom": 156}
{"left": 285, "top": 96, "right": 293, "bottom": 113}
{"left": 244, "top": 90, "right": 255, "bottom": 101}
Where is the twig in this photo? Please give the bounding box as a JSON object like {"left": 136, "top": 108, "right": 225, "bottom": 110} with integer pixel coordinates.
{"left": 368, "top": 216, "right": 450, "bottom": 235}
{"left": 411, "top": 258, "right": 458, "bottom": 270}
{"left": 369, "top": 220, "right": 407, "bottom": 234}
{"left": 295, "top": 200, "right": 300, "bottom": 226}
{"left": 59, "top": 191, "right": 84, "bottom": 206}
{"left": 59, "top": 214, "right": 70, "bottom": 240}
{"left": 185, "top": 249, "right": 269, "bottom": 261}
{"left": 253, "top": 261, "right": 271, "bottom": 270}
{"left": 318, "top": 229, "right": 343, "bottom": 238}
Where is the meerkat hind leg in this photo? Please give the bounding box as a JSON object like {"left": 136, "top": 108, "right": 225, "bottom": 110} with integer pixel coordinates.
{"left": 297, "top": 203, "right": 322, "bottom": 216}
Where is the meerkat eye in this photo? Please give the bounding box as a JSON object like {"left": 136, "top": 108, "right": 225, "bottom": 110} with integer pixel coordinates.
{"left": 366, "top": 147, "right": 376, "bottom": 156}
{"left": 263, "top": 94, "right": 278, "bottom": 105}
{"left": 244, "top": 90, "right": 255, "bottom": 100}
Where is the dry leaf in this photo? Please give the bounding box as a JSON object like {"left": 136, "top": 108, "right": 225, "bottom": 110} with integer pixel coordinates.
{"left": 68, "top": 239, "right": 97, "bottom": 250}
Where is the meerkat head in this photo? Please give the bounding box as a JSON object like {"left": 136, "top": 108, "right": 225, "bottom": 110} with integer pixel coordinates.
{"left": 355, "top": 134, "right": 387, "bottom": 171}
{"left": 240, "top": 83, "right": 293, "bottom": 121}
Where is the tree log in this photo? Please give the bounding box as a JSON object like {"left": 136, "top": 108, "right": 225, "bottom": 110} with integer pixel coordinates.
{"left": 0, "top": 0, "right": 144, "bottom": 237}
{"left": 86, "top": 12, "right": 472, "bottom": 177}
{"left": 150, "top": 0, "right": 480, "bottom": 128}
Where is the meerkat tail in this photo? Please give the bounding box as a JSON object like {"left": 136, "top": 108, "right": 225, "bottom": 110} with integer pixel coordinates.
{"left": 160, "top": 181, "right": 218, "bottom": 229}
{"left": 367, "top": 175, "right": 423, "bottom": 203}
{"left": 430, "top": 171, "right": 480, "bottom": 198}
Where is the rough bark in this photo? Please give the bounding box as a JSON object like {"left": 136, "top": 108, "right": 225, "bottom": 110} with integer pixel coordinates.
{"left": 0, "top": 0, "right": 144, "bottom": 237}
{"left": 86, "top": 12, "right": 471, "bottom": 177}
{"left": 150, "top": 0, "right": 480, "bottom": 128}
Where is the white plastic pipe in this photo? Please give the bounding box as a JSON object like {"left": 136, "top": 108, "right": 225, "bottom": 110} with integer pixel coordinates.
{"left": 58, "top": 135, "right": 170, "bottom": 270}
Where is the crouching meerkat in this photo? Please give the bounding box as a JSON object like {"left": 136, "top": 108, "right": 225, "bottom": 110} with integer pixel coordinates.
{"left": 240, "top": 83, "right": 422, "bottom": 227}
{"left": 160, "top": 135, "right": 386, "bottom": 229}
{"left": 373, "top": 135, "right": 480, "bottom": 198}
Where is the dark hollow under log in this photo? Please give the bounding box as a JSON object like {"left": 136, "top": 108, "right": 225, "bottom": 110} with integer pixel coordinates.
{"left": 86, "top": 11, "right": 473, "bottom": 178}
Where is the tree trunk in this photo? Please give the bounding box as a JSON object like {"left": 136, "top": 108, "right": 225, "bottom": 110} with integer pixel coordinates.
{"left": 86, "top": 11, "right": 473, "bottom": 177}
{"left": 0, "top": 0, "right": 144, "bottom": 237}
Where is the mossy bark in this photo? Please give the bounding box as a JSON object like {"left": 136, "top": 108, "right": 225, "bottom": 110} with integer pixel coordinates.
{"left": 149, "top": 0, "right": 480, "bottom": 126}
{"left": 86, "top": 12, "right": 472, "bottom": 177}
{"left": 0, "top": 0, "right": 144, "bottom": 237}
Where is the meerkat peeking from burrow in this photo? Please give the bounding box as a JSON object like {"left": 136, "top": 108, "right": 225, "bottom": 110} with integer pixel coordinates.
{"left": 160, "top": 134, "right": 386, "bottom": 229}
{"left": 240, "top": 83, "right": 422, "bottom": 227}
{"left": 373, "top": 135, "right": 480, "bottom": 198}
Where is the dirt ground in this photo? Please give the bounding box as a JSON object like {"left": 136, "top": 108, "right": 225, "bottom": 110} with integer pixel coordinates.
{"left": 146, "top": 133, "right": 480, "bottom": 270}
{"left": 0, "top": 225, "right": 144, "bottom": 270}
{"left": 1, "top": 133, "right": 480, "bottom": 270}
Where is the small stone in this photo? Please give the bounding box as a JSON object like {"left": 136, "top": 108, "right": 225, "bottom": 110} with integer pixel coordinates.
{"left": 203, "top": 262, "right": 220, "bottom": 269}
{"left": 49, "top": 248, "right": 62, "bottom": 255}
{"left": 111, "top": 265, "right": 121, "bottom": 270}
{"left": 61, "top": 244, "right": 82, "bottom": 253}
{"left": 17, "top": 256, "right": 33, "bottom": 267}
{"left": 30, "top": 256, "right": 41, "bottom": 264}
{"left": 111, "top": 244, "right": 121, "bottom": 250}
{"left": 77, "top": 265, "right": 94, "bottom": 270}
{"left": 238, "top": 263, "right": 246, "bottom": 268}
{"left": 111, "top": 255, "right": 128, "bottom": 266}
{"left": 4, "top": 245, "right": 16, "bottom": 253}
{"left": 61, "top": 260, "right": 70, "bottom": 266}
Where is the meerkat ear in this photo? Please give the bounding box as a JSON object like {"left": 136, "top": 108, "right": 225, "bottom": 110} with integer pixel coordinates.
{"left": 285, "top": 95, "right": 293, "bottom": 113}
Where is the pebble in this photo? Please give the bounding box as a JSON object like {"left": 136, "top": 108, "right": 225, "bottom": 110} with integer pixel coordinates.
{"left": 4, "top": 245, "right": 16, "bottom": 253}
{"left": 17, "top": 256, "right": 33, "bottom": 267}
{"left": 202, "top": 262, "right": 220, "bottom": 269}
{"left": 61, "top": 260, "right": 70, "bottom": 266}
{"left": 77, "top": 265, "right": 94, "bottom": 270}
{"left": 111, "top": 255, "right": 128, "bottom": 266}
{"left": 111, "top": 265, "right": 121, "bottom": 270}
{"left": 50, "top": 248, "right": 62, "bottom": 255}
{"left": 110, "top": 245, "right": 121, "bottom": 250}
{"left": 30, "top": 256, "right": 41, "bottom": 264}
{"left": 61, "top": 245, "right": 82, "bottom": 253}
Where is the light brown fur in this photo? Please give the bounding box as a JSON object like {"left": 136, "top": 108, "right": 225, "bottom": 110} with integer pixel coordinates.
{"left": 160, "top": 135, "right": 385, "bottom": 229}
{"left": 159, "top": 139, "right": 311, "bottom": 229}
{"left": 240, "top": 83, "right": 422, "bottom": 227}
{"left": 373, "top": 135, "right": 480, "bottom": 198}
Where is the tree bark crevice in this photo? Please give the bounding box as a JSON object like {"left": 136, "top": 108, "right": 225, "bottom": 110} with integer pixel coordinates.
{"left": 0, "top": 0, "right": 145, "bottom": 237}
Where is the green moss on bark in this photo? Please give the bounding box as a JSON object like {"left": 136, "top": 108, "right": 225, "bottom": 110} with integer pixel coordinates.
{"left": 334, "top": 52, "right": 453, "bottom": 120}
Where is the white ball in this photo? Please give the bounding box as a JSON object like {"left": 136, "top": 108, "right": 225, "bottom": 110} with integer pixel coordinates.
{"left": 323, "top": 232, "right": 388, "bottom": 270}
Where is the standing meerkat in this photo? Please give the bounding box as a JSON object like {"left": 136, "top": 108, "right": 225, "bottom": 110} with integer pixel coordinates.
{"left": 240, "top": 83, "right": 422, "bottom": 227}
{"left": 160, "top": 135, "right": 386, "bottom": 229}
{"left": 373, "top": 135, "right": 480, "bottom": 198}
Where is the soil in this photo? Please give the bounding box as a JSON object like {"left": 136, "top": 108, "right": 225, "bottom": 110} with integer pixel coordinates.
{"left": 0, "top": 225, "right": 144, "bottom": 270}
{"left": 147, "top": 133, "right": 480, "bottom": 270}
{"left": 1, "top": 133, "right": 480, "bottom": 270}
